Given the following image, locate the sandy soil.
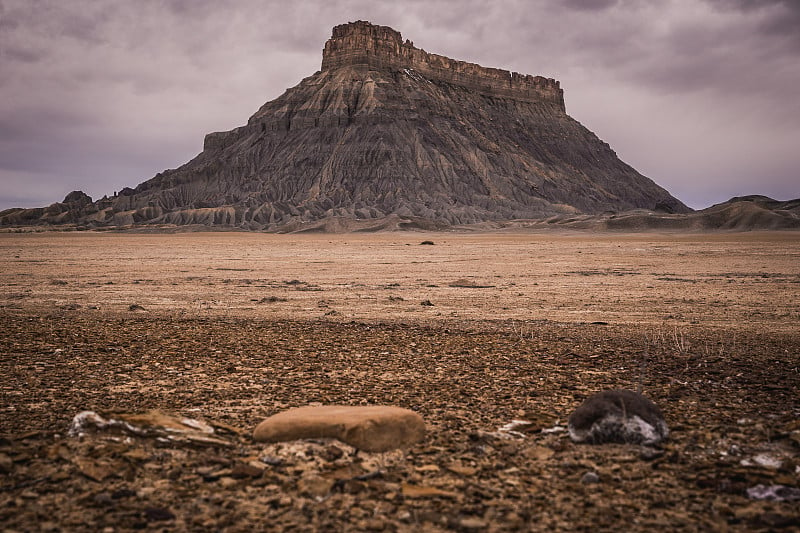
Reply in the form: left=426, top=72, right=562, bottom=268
left=1, top=231, right=799, bottom=531
left=3, top=231, right=799, bottom=328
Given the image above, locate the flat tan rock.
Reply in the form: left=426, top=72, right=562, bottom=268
left=253, top=405, right=426, bottom=453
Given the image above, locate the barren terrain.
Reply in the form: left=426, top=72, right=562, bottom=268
left=1, top=231, right=799, bottom=531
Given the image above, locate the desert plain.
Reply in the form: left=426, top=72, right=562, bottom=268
left=1, top=230, right=799, bottom=531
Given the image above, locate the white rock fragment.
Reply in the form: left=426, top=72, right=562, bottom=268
left=67, top=410, right=232, bottom=447
left=497, top=419, right=533, bottom=439
left=747, top=484, right=800, bottom=502
left=740, top=453, right=783, bottom=469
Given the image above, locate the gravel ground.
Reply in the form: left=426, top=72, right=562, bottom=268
left=1, top=232, right=799, bottom=531
left=1, top=311, right=799, bottom=531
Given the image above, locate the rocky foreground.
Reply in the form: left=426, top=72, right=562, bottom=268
left=2, top=310, right=799, bottom=531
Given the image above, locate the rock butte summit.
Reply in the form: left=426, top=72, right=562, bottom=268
left=319, top=22, right=565, bottom=109
left=2, top=20, right=690, bottom=231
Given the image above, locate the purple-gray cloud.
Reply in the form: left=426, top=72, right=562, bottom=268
left=1, top=0, right=797, bottom=211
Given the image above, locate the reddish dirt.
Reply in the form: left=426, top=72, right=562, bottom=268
left=1, top=231, right=799, bottom=531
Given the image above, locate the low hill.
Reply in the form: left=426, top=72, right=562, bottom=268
left=483, top=196, right=800, bottom=232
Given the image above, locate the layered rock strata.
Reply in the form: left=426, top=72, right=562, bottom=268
left=1, top=20, right=689, bottom=230
left=321, top=21, right=564, bottom=108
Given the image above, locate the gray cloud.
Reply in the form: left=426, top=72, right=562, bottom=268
left=0, top=0, right=797, bottom=211
left=562, top=0, right=618, bottom=11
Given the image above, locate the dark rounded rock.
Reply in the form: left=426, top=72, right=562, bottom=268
left=568, top=389, right=669, bottom=446
left=144, top=507, right=175, bottom=522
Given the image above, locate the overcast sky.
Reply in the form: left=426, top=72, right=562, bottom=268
left=1, top=0, right=798, bottom=211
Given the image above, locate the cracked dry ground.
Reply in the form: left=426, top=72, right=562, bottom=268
left=1, top=312, right=799, bottom=531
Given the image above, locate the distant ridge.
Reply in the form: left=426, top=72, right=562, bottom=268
left=2, top=21, right=698, bottom=231
left=484, top=196, right=800, bottom=232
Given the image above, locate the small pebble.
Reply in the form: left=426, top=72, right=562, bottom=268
left=0, top=452, right=13, bottom=473
left=459, top=517, right=488, bottom=530
left=581, top=471, right=600, bottom=484
left=144, top=507, right=175, bottom=521
left=259, top=455, right=283, bottom=466
left=218, top=476, right=239, bottom=489
left=93, top=492, right=113, bottom=506
left=639, top=447, right=665, bottom=461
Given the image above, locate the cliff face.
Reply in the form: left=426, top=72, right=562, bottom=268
left=321, top=21, right=564, bottom=109
left=2, top=20, right=690, bottom=230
